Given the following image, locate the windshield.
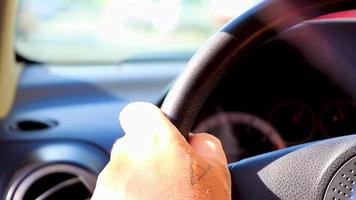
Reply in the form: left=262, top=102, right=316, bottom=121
left=15, top=0, right=259, bottom=63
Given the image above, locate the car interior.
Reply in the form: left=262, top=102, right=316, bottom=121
left=1, top=0, right=356, bottom=199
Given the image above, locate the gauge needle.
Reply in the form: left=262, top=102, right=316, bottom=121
left=292, top=110, right=304, bottom=124
left=336, top=105, right=346, bottom=120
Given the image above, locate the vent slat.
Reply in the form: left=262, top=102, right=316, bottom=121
left=35, top=177, right=82, bottom=200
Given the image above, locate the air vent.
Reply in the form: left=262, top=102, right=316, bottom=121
left=9, top=118, right=57, bottom=132
left=7, top=164, right=96, bottom=200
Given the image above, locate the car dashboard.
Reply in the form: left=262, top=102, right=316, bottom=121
left=1, top=16, right=356, bottom=199
left=193, top=20, right=356, bottom=162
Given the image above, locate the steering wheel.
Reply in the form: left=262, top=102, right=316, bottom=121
left=161, top=0, right=356, bottom=199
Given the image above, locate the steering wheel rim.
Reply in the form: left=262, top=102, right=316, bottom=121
left=161, top=0, right=356, bottom=139
left=161, top=0, right=356, bottom=199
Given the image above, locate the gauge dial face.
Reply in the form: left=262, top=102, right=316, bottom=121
left=319, top=100, right=356, bottom=137
left=193, top=112, right=285, bottom=163
left=269, top=101, right=316, bottom=144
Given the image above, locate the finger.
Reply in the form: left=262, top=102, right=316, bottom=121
left=189, top=133, right=228, bottom=164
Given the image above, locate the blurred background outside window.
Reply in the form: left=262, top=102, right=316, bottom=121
left=16, top=0, right=259, bottom=63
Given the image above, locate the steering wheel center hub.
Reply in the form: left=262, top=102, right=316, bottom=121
left=325, top=156, right=356, bottom=200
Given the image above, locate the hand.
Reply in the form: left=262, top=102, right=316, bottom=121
left=92, top=102, right=231, bottom=200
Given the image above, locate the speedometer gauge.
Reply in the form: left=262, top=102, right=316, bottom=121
left=319, top=100, right=356, bottom=137
left=269, top=101, right=316, bottom=144
left=193, top=112, right=285, bottom=162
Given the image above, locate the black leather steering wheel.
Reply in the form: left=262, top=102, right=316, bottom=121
left=161, top=0, right=356, bottom=199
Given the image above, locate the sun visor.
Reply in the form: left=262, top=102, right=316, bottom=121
left=0, top=0, right=22, bottom=118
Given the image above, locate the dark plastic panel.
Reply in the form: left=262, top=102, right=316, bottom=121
left=229, top=135, right=356, bottom=199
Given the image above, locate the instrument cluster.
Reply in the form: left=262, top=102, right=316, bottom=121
left=269, top=100, right=356, bottom=144
left=193, top=99, right=356, bottom=163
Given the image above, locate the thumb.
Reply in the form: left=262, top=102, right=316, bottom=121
left=119, top=102, right=183, bottom=142
left=111, top=102, right=185, bottom=160
left=189, top=133, right=228, bottom=165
